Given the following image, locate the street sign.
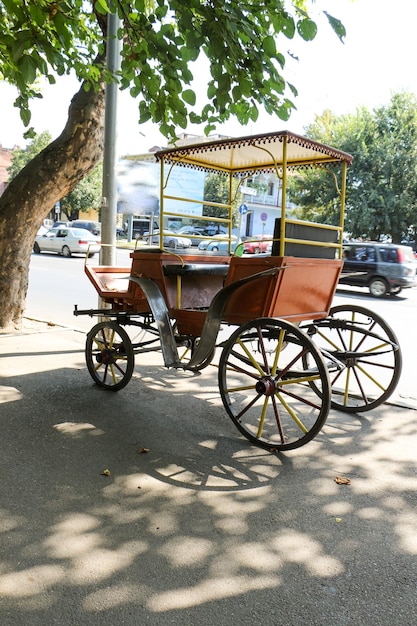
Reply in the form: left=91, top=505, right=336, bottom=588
left=260, top=212, right=268, bottom=222
left=239, top=203, right=248, bottom=215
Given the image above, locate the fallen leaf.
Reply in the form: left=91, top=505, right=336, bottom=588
left=101, top=469, right=111, bottom=476
left=137, top=447, right=150, bottom=454
left=335, top=476, right=351, bottom=485
left=335, top=517, right=342, bottom=523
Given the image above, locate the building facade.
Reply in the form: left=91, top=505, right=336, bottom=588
left=0, top=144, right=15, bottom=196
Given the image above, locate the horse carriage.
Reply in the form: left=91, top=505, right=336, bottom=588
left=74, top=131, right=401, bottom=452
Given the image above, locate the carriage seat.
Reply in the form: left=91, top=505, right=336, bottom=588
left=163, top=263, right=229, bottom=277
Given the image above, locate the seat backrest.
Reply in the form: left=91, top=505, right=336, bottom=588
left=271, top=219, right=338, bottom=258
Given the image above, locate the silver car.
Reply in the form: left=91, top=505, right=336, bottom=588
left=145, top=230, right=192, bottom=249
left=33, top=227, right=101, bottom=258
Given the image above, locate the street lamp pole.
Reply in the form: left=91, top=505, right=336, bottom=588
left=100, top=7, right=121, bottom=267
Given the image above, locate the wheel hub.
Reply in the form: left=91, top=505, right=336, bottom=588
left=255, top=376, right=276, bottom=397
left=335, top=351, right=358, bottom=368
left=96, top=349, right=115, bottom=365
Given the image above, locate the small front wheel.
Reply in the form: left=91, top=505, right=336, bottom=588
left=61, top=245, right=71, bottom=258
left=218, top=318, right=331, bottom=452
left=85, top=321, right=135, bottom=391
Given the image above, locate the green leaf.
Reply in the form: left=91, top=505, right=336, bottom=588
left=11, top=35, right=29, bottom=64
left=20, top=106, right=31, bottom=127
left=94, top=0, right=109, bottom=16
left=249, top=106, right=259, bottom=123
left=23, top=126, right=36, bottom=139
left=324, top=12, right=346, bottom=43
left=287, top=81, right=298, bottom=97
left=281, top=15, right=295, bottom=39
left=182, top=89, right=196, bottom=105
left=130, top=84, right=141, bottom=98
left=297, top=18, right=317, bottom=42
left=18, top=55, right=37, bottom=85
left=239, top=77, right=252, bottom=97
left=207, top=82, right=216, bottom=99
left=232, top=85, right=241, bottom=101
left=262, top=35, right=276, bottom=57
left=30, top=5, right=46, bottom=27
left=139, top=101, right=152, bottom=124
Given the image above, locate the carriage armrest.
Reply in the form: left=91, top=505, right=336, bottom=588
left=163, top=263, right=229, bottom=277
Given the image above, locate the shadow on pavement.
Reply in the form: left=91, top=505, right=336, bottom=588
left=1, top=327, right=416, bottom=625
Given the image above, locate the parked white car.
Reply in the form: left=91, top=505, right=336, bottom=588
left=33, top=226, right=101, bottom=258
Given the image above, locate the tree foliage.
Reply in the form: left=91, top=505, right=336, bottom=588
left=59, top=162, right=103, bottom=220
left=7, top=131, right=52, bottom=178
left=0, top=0, right=345, bottom=329
left=0, top=0, right=345, bottom=140
left=203, top=173, right=241, bottom=227
left=290, top=92, right=417, bottom=242
left=8, top=133, right=103, bottom=220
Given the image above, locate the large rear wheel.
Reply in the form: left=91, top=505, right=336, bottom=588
left=218, top=318, right=331, bottom=452
left=304, top=305, right=401, bottom=412
left=85, top=321, right=135, bottom=391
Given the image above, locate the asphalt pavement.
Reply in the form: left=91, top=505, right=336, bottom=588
left=0, top=316, right=416, bottom=625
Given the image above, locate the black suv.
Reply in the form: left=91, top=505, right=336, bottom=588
left=340, top=242, right=417, bottom=297
left=70, top=220, right=101, bottom=236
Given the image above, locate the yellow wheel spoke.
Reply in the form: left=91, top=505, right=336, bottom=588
left=355, top=363, right=387, bottom=391
left=237, top=337, right=265, bottom=375
left=316, top=328, right=341, bottom=351
left=225, top=384, right=256, bottom=393
left=276, top=392, right=308, bottom=434
left=364, top=341, right=391, bottom=354
left=109, top=363, right=118, bottom=385
left=256, top=397, right=269, bottom=438
left=277, top=373, right=322, bottom=386
left=342, top=365, right=352, bottom=405
left=108, top=330, right=116, bottom=348
left=271, top=328, right=286, bottom=375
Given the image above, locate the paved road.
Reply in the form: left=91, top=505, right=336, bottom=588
left=26, top=248, right=133, bottom=330
left=2, top=254, right=417, bottom=624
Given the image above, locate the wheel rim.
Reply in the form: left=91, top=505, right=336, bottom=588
left=85, top=321, right=135, bottom=391
left=218, top=318, right=330, bottom=452
left=369, top=279, right=387, bottom=297
left=62, top=245, right=71, bottom=257
left=304, top=305, right=402, bottom=412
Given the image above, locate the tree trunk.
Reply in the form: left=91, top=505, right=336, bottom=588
left=0, top=79, right=105, bottom=330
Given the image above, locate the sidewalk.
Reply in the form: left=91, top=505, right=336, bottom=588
left=1, top=319, right=417, bottom=625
